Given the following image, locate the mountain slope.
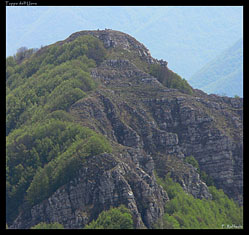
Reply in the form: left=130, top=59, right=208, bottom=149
left=188, top=38, right=243, bottom=97
left=6, top=30, right=243, bottom=229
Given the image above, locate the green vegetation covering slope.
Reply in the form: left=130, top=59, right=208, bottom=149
left=154, top=173, right=243, bottom=229
left=84, top=205, right=134, bottom=229
left=6, top=35, right=108, bottom=135
left=29, top=205, right=134, bottom=229
left=31, top=222, right=64, bottom=229
left=149, top=63, right=193, bottom=95
left=6, top=35, right=111, bottom=224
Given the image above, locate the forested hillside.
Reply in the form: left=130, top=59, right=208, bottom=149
left=6, top=35, right=112, bottom=223
left=6, top=30, right=243, bottom=229
left=188, top=38, right=243, bottom=97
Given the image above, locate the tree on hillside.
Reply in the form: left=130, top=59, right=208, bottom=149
left=84, top=205, right=134, bottom=229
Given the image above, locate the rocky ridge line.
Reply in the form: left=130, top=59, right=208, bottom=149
left=10, top=29, right=243, bottom=229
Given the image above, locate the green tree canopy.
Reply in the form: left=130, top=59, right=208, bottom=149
left=31, top=222, right=64, bottom=229
left=84, top=205, right=134, bottom=229
left=149, top=63, right=193, bottom=95
left=154, top=174, right=243, bottom=229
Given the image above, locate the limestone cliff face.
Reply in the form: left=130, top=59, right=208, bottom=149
left=10, top=30, right=243, bottom=229
left=71, top=57, right=242, bottom=205
left=11, top=150, right=168, bottom=229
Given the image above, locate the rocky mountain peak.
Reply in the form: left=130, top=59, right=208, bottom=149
left=7, top=29, right=243, bottom=229
left=64, top=29, right=167, bottom=66
left=67, top=29, right=148, bottom=50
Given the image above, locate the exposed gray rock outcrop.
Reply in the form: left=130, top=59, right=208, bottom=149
left=9, top=29, right=243, bottom=229
left=11, top=151, right=168, bottom=229
left=71, top=54, right=242, bottom=204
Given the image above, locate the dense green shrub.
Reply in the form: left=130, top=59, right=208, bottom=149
left=184, top=156, right=214, bottom=186
left=31, top=222, right=64, bottom=229
left=84, top=205, right=134, bottom=229
left=46, top=110, right=74, bottom=122
left=149, top=63, right=193, bottom=95
left=200, top=170, right=214, bottom=186
left=154, top=174, right=243, bottom=229
left=184, top=155, right=199, bottom=171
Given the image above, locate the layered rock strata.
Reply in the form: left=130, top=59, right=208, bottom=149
left=10, top=30, right=243, bottom=229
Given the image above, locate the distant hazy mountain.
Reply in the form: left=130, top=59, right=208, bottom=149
left=6, top=6, right=242, bottom=79
left=188, top=38, right=243, bottom=97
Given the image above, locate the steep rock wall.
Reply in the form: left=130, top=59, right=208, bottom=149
left=10, top=151, right=168, bottom=229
